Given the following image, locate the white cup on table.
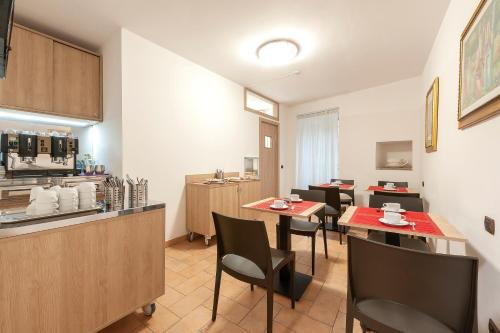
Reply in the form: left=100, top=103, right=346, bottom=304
left=384, top=211, right=405, bottom=224
left=273, top=199, right=285, bottom=208
left=383, top=202, right=401, bottom=212
left=290, top=194, right=300, bottom=202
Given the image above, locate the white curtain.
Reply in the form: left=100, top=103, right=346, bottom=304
left=296, top=109, right=339, bottom=189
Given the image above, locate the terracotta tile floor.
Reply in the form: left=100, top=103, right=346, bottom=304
left=99, top=214, right=365, bottom=333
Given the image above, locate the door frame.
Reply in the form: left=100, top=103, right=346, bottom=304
left=259, top=117, right=280, bottom=197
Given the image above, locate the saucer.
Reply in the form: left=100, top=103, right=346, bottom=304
left=379, top=218, right=409, bottom=227
left=270, top=204, right=288, bottom=210
left=383, top=187, right=397, bottom=191
left=290, top=199, right=303, bottom=203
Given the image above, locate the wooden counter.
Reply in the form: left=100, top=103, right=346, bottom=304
left=0, top=207, right=165, bottom=332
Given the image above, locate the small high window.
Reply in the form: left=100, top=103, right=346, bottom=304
left=244, top=88, right=279, bottom=120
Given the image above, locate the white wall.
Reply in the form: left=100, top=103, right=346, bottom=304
left=119, top=29, right=259, bottom=240
left=420, top=0, right=500, bottom=329
left=281, top=77, right=422, bottom=206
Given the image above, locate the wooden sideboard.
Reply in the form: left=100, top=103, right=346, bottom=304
left=185, top=173, right=261, bottom=245
left=0, top=24, right=102, bottom=121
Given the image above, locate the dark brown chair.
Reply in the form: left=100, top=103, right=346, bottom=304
left=374, top=190, right=420, bottom=198
left=308, top=185, right=346, bottom=245
left=331, top=178, right=355, bottom=205
left=347, top=236, right=478, bottom=333
left=282, top=189, right=327, bottom=275
left=368, top=194, right=429, bottom=251
left=378, top=180, right=408, bottom=188
left=212, top=212, right=295, bottom=333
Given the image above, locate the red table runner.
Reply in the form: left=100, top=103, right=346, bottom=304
left=349, top=207, right=443, bottom=236
left=250, top=198, right=319, bottom=215
left=319, top=183, right=352, bottom=189
left=367, top=186, right=408, bottom=193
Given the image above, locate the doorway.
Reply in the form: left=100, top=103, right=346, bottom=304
left=259, top=118, right=279, bottom=198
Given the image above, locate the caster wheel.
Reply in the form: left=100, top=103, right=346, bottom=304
left=142, top=303, right=156, bottom=316
left=187, top=232, right=194, bottom=242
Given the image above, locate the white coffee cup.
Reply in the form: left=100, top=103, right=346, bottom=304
left=290, top=194, right=300, bottom=202
left=273, top=199, right=285, bottom=208
left=384, top=211, right=405, bottom=224
left=383, top=202, right=401, bottom=212
left=385, top=182, right=395, bottom=189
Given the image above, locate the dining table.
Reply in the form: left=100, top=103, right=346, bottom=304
left=366, top=185, right=419, bottom=195
left=338, top=206, right=466, bottom=249
left=241, top=197, right=325, bottom=300
left=318, top=183, right=356, bottom=191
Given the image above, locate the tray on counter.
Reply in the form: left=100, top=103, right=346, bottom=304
left=0, top=203, right=104, bottom=225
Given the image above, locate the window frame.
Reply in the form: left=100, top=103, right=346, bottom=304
left=244, top=88, right=279, bottom=121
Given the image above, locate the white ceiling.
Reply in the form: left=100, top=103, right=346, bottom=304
left=14, top=0, right=450, bottom=105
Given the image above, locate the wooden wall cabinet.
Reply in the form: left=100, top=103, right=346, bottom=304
left=0, top=25, right=53, bottom=113
left=185, top=173, right=261, bottom=245
left=0, top=24, right=102, bottom=121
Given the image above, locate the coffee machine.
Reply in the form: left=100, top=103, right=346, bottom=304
left=1, top=131, right=79, bottom=178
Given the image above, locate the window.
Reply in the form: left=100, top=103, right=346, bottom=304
left=244, top=88, right=279, bottom=120
left=264, top=136, right=272, bottom=148
left=296, top=109, right=339, bottom=189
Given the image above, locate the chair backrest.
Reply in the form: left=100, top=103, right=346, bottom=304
left=307, top=186, right=341, bottom=212
left=291, top=188, right=326, bottom=221
left=378, top=180, right=408, bottom=188
left=212, top=212, right=272, bottom=276
left=331, top=178, right=355, bottom=185
left=348, top=236, right=478, bottom=333
left=374, top=190, right=420, bottom=198
left=369, top=194, right=424, bottom=212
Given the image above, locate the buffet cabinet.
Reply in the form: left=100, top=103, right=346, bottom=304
left=185, top=173, right=261, bottom=245
left=0, top=24, right=102, bottom=121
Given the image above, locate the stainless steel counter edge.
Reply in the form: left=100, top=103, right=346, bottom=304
left=0, top=201, right=166, bottom=240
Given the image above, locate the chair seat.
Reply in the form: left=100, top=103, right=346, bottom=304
left=290, top=218, right=320, bottom=234
left=367, top=231, right=431, bottom=252
left=325, top=204, right=339, bottom=216
left=357, top=299, right=453, bottom=333
left=340, top=193, right=353, bottom=203
left=222, top=249, right=292, bottom=280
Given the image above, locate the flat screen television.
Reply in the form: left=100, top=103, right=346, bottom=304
left=0, top=0, right=14, bottom=79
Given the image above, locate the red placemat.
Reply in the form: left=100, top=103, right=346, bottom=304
left=349, top=207, right=443, bottom=236
left=367, top=186, right=408, bottom=193
left=319, top=183, right=352, bottom=189
left=250, top=198, right=319, bottom=215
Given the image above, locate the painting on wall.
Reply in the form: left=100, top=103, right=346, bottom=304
left=426, top=78, right=439, bottom=152
left=458, top=0, right=500, bottom=128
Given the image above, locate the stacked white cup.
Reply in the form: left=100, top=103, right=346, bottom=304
left=33, top=190, right=59, bottom=215
left=78, top=182, right=97, bottom=209
left=58, top=187, right=79, bottom=212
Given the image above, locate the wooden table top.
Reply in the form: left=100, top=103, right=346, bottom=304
left=338, top=206, right=466, bottom=242
left=242, top=197, right=325, bottom=218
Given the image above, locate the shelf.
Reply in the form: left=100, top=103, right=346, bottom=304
left=376, top=140, right=413, bottom=171
left=376, top=167, right=413, bottom=171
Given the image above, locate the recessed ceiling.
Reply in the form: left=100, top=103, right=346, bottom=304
left=14, top=0, right=450, bottom=105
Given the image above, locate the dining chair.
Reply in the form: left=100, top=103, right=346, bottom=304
left=308, top=185, right=345, bottom=245
left=212, top=212, right=295, bottom=333
left=346, top=236, right=478, bottom=333
left=368, top=194, right=429, bottom=251
left=331, top=178, right=355, bottom=205
left=378, top=180, right=409, bottom=188
left=279, top=189, right=327, bottom=275
left=374, top=190, right=420, bottom=198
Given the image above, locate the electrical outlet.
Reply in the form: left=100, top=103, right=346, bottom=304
left=484, top=216, right=495, bottom=235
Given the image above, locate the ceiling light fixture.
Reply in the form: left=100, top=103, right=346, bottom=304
left=256, top=39, right=300, bottom=66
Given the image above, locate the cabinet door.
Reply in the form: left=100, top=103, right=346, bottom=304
left=53, top=42, right=101, bottom=120
left=209, top=185, right=239, bottom=235
left=0, top=26, right=53, bottom=112
left=238, top=181, right=262, bottom=219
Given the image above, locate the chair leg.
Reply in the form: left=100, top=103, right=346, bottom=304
left=250, top=284, right=254, bottom=291
left=311, top=235, right=316, bottom=275
left=322, top=221, right=328, bottom=259
left=266, top=285, right=274, bottom=333
left=290, top=259, right=295, bottom=309
left=212, top=263, right=222, bottom=321
left=346, top=307, right=354, bottom=333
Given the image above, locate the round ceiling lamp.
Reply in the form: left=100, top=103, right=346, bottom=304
left=256, top=39, right=300, bottom=66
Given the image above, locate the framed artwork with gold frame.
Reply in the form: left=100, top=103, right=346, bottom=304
left=425, top=78, right=439, bottom=152
left=458, top=0, right=500, bottom=129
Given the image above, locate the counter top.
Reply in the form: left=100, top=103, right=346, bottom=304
left=0, top=200, right=165, bottom=240
left=188, top=179, right=260, bottom=187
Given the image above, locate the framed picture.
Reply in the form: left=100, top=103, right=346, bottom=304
left=458, top=0, right=500, bottom=128
left=426, top=78, right=439, bottom=152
